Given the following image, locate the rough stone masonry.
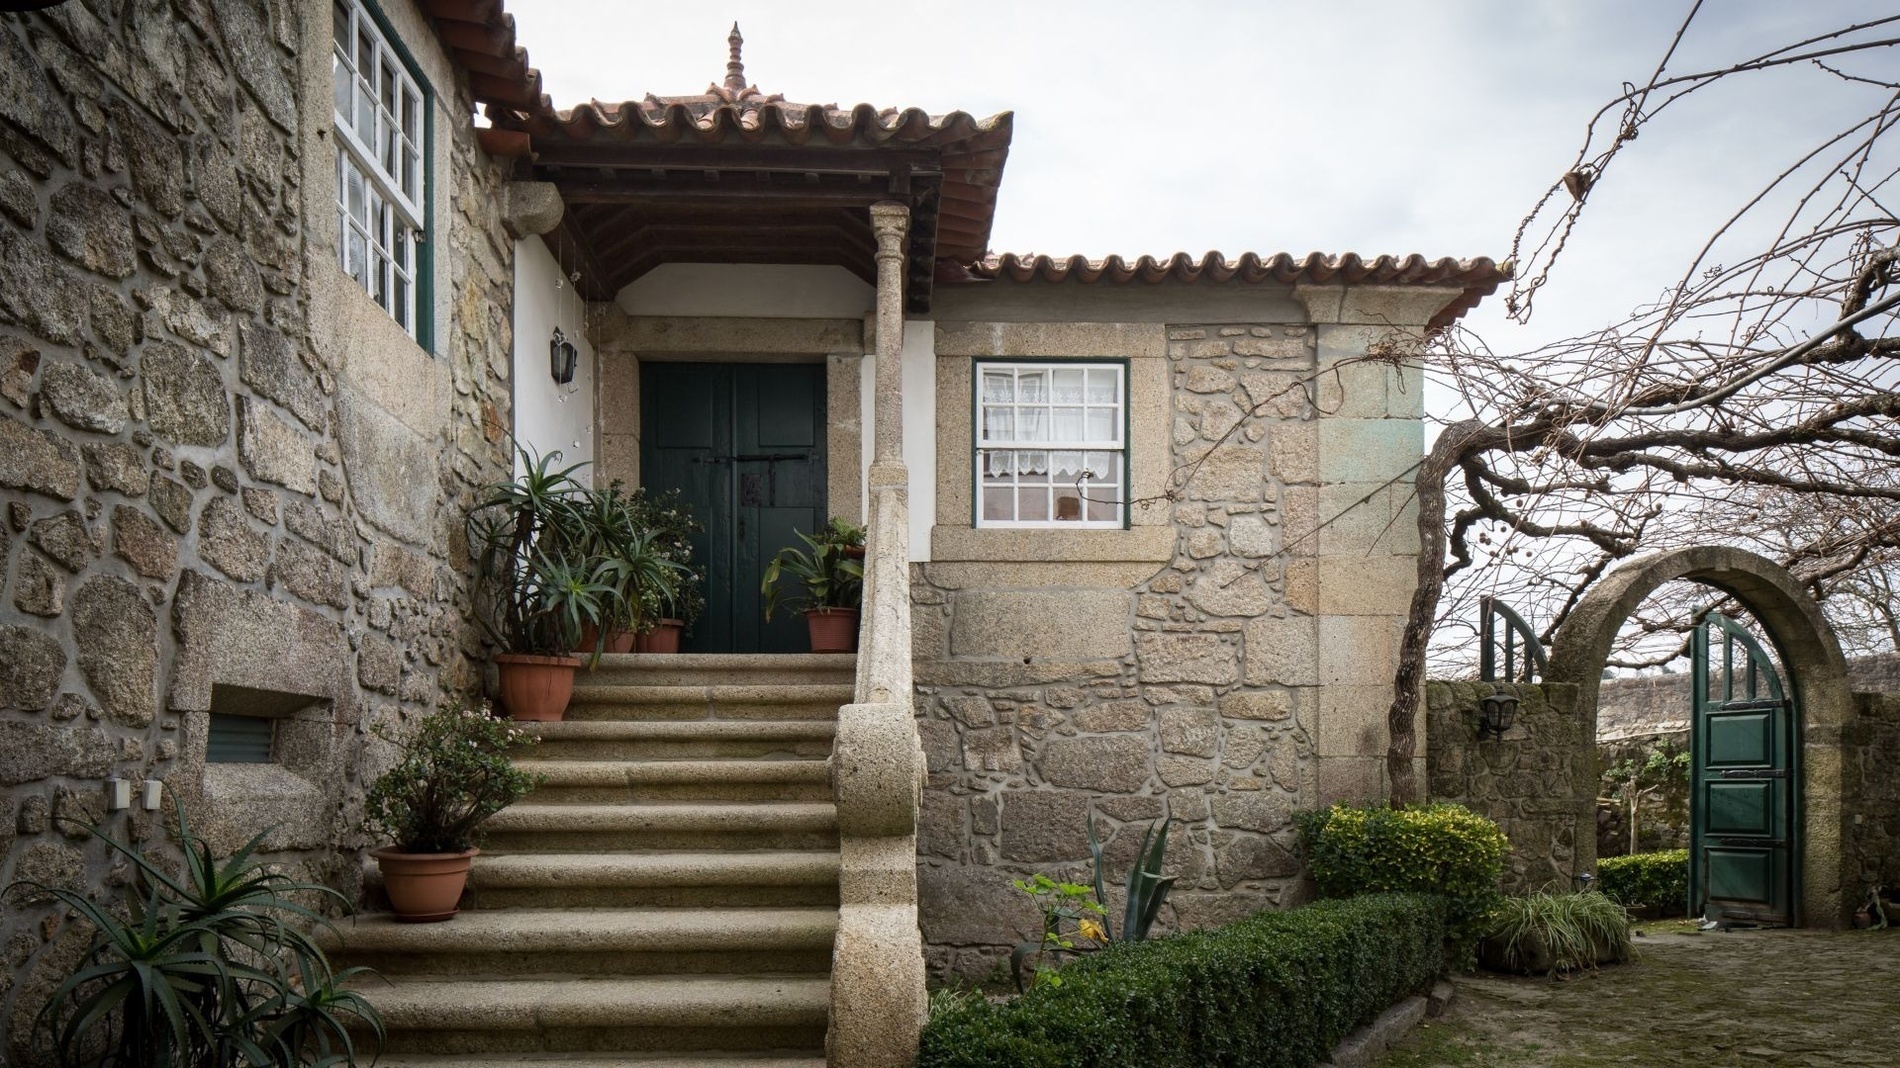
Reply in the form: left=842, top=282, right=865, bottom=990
left=0, top=1, right=516, bottom=1053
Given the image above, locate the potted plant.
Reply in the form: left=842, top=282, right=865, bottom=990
left=467, top=448, right=609, bottom=720
left=627, top=487, right=706, bottom=652
left=762, top=518, right=866, bottom=653
left=364, top=699, right=541, bottom=922
left=568, top=481, right=682, bottom=660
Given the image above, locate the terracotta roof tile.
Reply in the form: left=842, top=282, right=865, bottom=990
left=967, top=252, right=1511, bottom=328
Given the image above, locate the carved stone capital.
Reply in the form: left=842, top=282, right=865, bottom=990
left=501, top=181, right=565, bottom=239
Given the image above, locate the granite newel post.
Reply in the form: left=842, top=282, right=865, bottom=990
left=827, top=201, right=927, bottom=1067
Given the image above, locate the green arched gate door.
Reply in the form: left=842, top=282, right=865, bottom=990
left=1690, top=612, right=1798, bottom=925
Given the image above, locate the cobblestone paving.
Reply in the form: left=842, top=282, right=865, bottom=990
left=1377, top=926, right=1900, bottom=1067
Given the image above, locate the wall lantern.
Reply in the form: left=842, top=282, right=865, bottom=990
left=549, top=327, right=578, bottom=385
left=1477, top=689, right=1520, bottom=740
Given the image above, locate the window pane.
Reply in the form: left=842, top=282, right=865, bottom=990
left=1018, top=407, right=1047, bottom=442
left=332, top=49, right=352, bottom=118
left=354, top=73, right=374, bottom=138
left=357, top=28, right=374, bottom=77
left=1086, top=451, right=1118, bottom=480
left=402, top=142, right=417, bottom=200
left=346, top=224, right=366, bottom=284
left=982, top=372, right=1013, bottom=404
left=379, top=59, right=397, bottom=116
left=1086, top=368, right=1119, bottom=404
left=1052, top=368, right=1084, bottom=402
left=402, top=89, right=419, bottom=140
left=1086, top=494, right=1118, bottom=523
left=1021, top=488, right=1051, bottom=522
left=1085, top=407, right=1115, bottom=443
left=345, top=161, right=366, bottom=225
left=333, top=1, right=349, bottom=47
left=1053, top=406, right=1083, bottom=440
left=982, top=487, right=1014, bottom=522
left=1051, top=451, right=1083, bottom=481
left=1052, top=491, right=1081, bottom=521
left=1019, top=451, right=1048, bottom=479
left=393, top=225, right=409, bottom=271
left=394, top=273, right=409, bottom=329
left=981, top=406, right=1012, bottom=442
left=1017, top=371, right=1046, bottom=403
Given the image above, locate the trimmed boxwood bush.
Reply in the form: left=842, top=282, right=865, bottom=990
left=1597, top=849, right=1689, bottom=915
left=919, top=894, right=1446, bottom=1068
left=1296, top=802, right=1507, bottom=960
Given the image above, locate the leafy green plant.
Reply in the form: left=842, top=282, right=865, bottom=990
left=1601, top=740, right=1690, bottom=854
left=760, top=519, right=865, bottom=619
left=563, top=480, right=684, bottom=644
left=1482, top=891, right=1633, bottom=975
left=621, top=483, right=706, bottom=627
left=1296, top=801, right=1509, bottom=963
left=1009, top=874, right=1107, bottom=991
left=920, top=894, right=1447, bottom=1068
left=467, top=447, right=599, bottom=655
left=6, top=800, right=382, bottom=1068
left=363, top=699, right=543, bottom=854
left=1596, top=848, right=1690, bottom=916
left=1085, top=813, right=1176, bottom=945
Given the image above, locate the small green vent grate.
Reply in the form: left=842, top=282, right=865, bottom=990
left=207, top=714, right=274, bottom=764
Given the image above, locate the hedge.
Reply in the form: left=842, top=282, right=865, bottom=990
left=1295, top=802, right=1508, bottom=960
left=1597, top=849, right=1689, bottom=915
left=919, top=894, right=1446, bottom=1068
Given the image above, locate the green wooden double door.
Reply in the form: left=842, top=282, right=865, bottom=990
left=639, top=362, right=828, bottom=654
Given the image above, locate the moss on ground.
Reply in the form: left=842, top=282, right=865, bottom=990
left=1375, top=928, right=1900, bottom=1067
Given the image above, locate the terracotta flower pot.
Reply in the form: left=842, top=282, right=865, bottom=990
left=576, top=623, right=637, bottom=655
left=637, top=619, right=685, bottom=653
left=372, top=846, right=477, bottom=923
left=804, top=607, right=859, bottom=653
left=494, top=652, right=580, bottom=721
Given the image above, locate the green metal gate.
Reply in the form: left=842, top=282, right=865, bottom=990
left=1689, top=611, right=1798, bottom=925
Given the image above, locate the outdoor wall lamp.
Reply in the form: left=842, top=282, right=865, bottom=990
left=549, top=327, right=578, bottom=385
left=1477, top=689, right=1520, bottom=740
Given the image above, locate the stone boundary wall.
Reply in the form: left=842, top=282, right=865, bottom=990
left=1597, top=653, right=1900, bottom=739
left=1426, top=680, right=1593, bottom=893
left=1843, top=692, right=1900, bottom=898
left=0, top=1, right=513, bottom=1051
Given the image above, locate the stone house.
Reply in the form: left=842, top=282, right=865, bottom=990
left=0, top=0, right=1502, bottom=1062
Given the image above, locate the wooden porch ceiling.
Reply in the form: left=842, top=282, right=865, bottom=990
left=526, top=143, right=945, bottom=313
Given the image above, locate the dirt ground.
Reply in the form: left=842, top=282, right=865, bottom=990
left=1375, top=923, right=1900, bottom=1067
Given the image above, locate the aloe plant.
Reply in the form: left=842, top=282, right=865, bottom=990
left=8, top=799, right=382, bottom=1067
left=1088, top=812, right=1177, bottom=942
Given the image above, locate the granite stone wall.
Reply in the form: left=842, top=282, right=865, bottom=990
left=1426, top=680, right=1593, bottom=894
left=911, top=315, right=1427, bottom=980
left=1843, top=692, right=1900, bottom=899
left=0, top=1, right=513, bottom=1051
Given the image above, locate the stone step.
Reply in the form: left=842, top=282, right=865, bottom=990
left=372, top=1048, right=824, bottom=1056
left=567, top=684, right=852, bottom=722
left=375, top=1057, right=825, bottom=1068
left=578, top=653, right=855, bottom=689
left=481, top=802, right=839, bottom=853
left=361, top=975, right=830, bottom=1055
left=330, top=908, right=837, bottom=977
left=464, top=851, right=840, bottom=910
left=515, top=759, right=831, bottom=804
left=524, top=720, right=836, bottom=761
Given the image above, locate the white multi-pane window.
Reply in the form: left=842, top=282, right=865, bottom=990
left=976, top=362, right=1126, bottom=528
left=332, top=0, right=424, bottom=336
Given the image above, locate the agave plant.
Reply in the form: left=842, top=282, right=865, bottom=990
left=1087, top=811, right=1177, bottom=943
left=467, top=446, right=596, bottom=656
left=7, top=799, right=382, bottom=1067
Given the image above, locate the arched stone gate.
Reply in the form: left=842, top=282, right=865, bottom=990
left=1546, top=546, right=1853, bottom=927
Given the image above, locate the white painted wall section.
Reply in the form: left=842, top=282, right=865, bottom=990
left=512, top=237, right=596, bottom=478
left=615, top=263, right=873, bottom=318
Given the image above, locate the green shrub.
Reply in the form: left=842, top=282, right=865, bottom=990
left=1482, top=891, right=1633, bottom=975
left=919, top=894, right=1446, bottom=1068
left=1596, top=849, right=1689, bottom=915
left=1296, top=802, right=1508, bottom=960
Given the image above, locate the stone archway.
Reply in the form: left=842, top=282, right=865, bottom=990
left=1547, top=545, right=1854, bottom=927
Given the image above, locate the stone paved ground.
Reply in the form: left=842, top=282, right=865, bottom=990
left=1375, top=925, right=1900, bottom=1067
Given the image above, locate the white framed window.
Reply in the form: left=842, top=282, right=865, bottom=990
left=976, top=361, right=1126, bottom=528
left=332, top=0, right=424, bottom=337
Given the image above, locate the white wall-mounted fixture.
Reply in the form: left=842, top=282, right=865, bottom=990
left=142, top=779, right=164, bottom=810
left=106, top=777, right=132, bottom=811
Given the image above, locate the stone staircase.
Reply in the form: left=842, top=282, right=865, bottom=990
left=332, top=654, right=858, bottom=1066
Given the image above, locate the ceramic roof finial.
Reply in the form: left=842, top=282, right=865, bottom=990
left=724, top=22, right=746, bottom=93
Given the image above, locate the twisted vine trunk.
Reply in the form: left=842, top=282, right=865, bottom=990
left=1386, top=420, right=1500, bottom=807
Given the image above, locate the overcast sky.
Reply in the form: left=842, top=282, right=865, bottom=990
left=504, top=0, right=1886, bottom=353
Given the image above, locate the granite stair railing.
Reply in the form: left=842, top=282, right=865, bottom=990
left=328, top=653, right=858, bottom=1066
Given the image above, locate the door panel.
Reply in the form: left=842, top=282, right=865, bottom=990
left=641, top=362, right=827, bottom=654
left=1690, top=613, right=1797, bottom=925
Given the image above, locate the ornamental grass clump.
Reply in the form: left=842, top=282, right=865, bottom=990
left=1483, top=891, right=1634, bottom=976
left=1296, top=801, right=1509, bottom=963
left=364, top=699, right=542, bottom=854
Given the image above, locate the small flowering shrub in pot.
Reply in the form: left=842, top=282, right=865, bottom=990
left=364, top=700, right=542, bottom=922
